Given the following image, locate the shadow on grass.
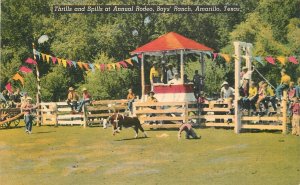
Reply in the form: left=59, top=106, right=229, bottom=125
left=114, top=137, right=150, bottom=141
left=33, top=131, right=57, bottom=134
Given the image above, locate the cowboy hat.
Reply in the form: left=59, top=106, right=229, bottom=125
left=221, top=81, right=229, bottom=87
left=242, top=66, right=248, bottom=70
left=149, top=91, right=155, bottom=95
left=26, top=97, right=33, bottom=100
left=68, top=87, right=74, bottom=91
left=82, top=87, right=87, bottom=92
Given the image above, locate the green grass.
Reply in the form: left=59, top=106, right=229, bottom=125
left=0, top=123, right=299, bottom=185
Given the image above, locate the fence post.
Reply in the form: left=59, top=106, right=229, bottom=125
left=83, top=105, right=87, bottom=128
left=184, top=102, right=188, bottom=123
left=282, top=91, right=287, bottom=134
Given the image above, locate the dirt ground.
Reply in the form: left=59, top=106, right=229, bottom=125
left=0, top=123, right=299, bottom=185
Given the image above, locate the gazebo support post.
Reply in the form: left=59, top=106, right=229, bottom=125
left=180, top=50, right=184, bottom=84
left=200, top=52, right=205, bottom=81
left=141, top=53, right=145, bottom=101
left=234, top=41, right=242, bottom=134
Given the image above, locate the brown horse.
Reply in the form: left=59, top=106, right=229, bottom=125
left=108, top=113, right=147, bottom=138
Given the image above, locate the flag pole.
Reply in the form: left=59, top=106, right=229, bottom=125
left=32, top=43, right=41, bottom=126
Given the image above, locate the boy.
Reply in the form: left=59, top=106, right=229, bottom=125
left=275, top=69, right=291, bottom=99
left=21, top=97, right=38, bottom=134
left=290, top=97, right=300, bottom=136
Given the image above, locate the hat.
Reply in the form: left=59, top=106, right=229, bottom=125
left=221, top=81, right=229, bottom=87
left=149, top=91, right=155, bottom=95
left=69, top=87, right=74, bottom=91
left=82, top=87, right=87, bottom=92
left=281, top=69, right=286, bottom=73
left=128, top=88, right=132, bottom=92
left=242, top=66, right=248, bottom=70
left=26, top=97, right=32, bottom=100
left=167, top=63, right=173, bottom=66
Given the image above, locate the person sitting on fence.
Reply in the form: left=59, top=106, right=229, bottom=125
left=290, top=97, right=300, bottom=136
left=239, top=78, right=249, bottom=110
left=256, top=81, right=268, bottom=115
left=21, top=97, right=38, bottom=134
left=296, top=77, right=300, bottom=99
left=220, top=81, right=234, bottom=110
left=67, top=87, right=79, bottom=112
left=168, top=73, right=181, bottom=85
left=247, top=81, right=258, bottom=113
left=127, top=88, right=135, bottom=113
left=275, top=69, right=291, bottom=100
left=147, top=91, right=158, bottom=109
left=76, top=87, right=91, bottom=113
left=264, top=83, right=277, bottom=114
left=177, top=122, right=200, bottom=140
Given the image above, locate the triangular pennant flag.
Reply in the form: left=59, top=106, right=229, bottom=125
left=25, top=58, right=37, bottom=65
left=82, top=63, right=90, bottom=71
left=67, top=60, right=72, bottom=67
left=288, top=56, right=299, bottom=64
left=111, top=63, right=116, bottom=70
left=5, top=83, right=13, bottom=93
left=100, top=64, right=106, bottom=71
left=131, top=56, right=139, bottom=63
left=19, top=66, right=33, bottom=73
left=62, top=59, right=67, bottom=68
left=94, top=64, right=100, bottom=70
left=277, top=56, right=286, bottom=65
left=213, top=53, right=218, bottom=60
left=203, top=51, right=212, bottom=58
left=125, top=58, right=133, bottom=66
left=116, top=63, right=121, bottom=69
left=254, top=56, right=265, bottom=66
left=71, top=61, right=77, bottom=68
left=119, top=61, right=128, bottom=68
left=77, top=61, right=83, bottom=69
left=41, top=53, right=46, bottom=61
left=107, top=64, right=112, bottom=70
left=46, top=55, right=51, bottom=63
left=88, top=63, right=95, bottom=72
left=12, top=73, right=24, bottom=86
left=52, top=57, right=57, bottom=64
left=34, top=50, right=41, bottom=60
left=57, top=58, right=62, bottom=65
left=265, top=56, right=275, bottom=65
left=220, top=54, right=231, bottom=63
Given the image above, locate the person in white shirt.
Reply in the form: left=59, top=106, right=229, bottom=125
left=220, top=81, right=234, bottom=110
left=168, top=73, right=181, bottom=85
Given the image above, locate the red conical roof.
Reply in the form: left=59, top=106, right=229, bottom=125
left=131, top=32, right=213, bottom=54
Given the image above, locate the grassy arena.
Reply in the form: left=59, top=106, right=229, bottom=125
left=0, top=123, right=299, bottom=185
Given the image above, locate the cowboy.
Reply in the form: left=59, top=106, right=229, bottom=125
left=275, top=69, right=291, bottom=100
left=21, top=97, right=37, bottom=134
left=67, top=87, right=79, bottom=112
left=178, top=122, right=200, bottom=140
left=76, top=87, right=91, bottom=112
left=127, top=88, right=135, bottom=113
left=220, top=81, right=234, bottom=111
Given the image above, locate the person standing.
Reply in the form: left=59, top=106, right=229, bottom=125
left=21, top=97, right=37, bottom=134
left=193, top=70, right=204, bottom=99
left=127, top=88, right=135, bottom=113
left=290, top=97, right=300, bottom=136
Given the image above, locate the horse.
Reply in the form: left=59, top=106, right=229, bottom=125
left=108, top=113, right=147, bottom=138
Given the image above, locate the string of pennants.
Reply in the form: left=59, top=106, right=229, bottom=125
left=31, top=49, right=140, bottom=72
left=204, top=52, right=299, bottom=65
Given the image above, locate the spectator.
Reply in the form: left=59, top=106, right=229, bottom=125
left=220, top=81, right=234, bottom=110
left=296, top=77, right=300, bottom=98
left=184, top=74, right=190, bottom=84
left=256, top=81, right=267, bottom=113
left=239, top=78, right=249, bottom=110
left=67, top=87, right=79, bottom=112
left=287, top=82, right=296, bottom=101
left=150, top=62, right=162, bottom=84
left=290, top=97, right=300, bottom=136
left=21, top=97, right=37, bottom=134
left=248, top=81, right=258, bottom=113
left=76, top=87, right=91, bottom=112
left=166, top=64, right=174, bottom=82
left=127, top=88, right=135, bottom=113
left=193, top=70, right=204, bottom=99
left=168, top=73, right=181, bottom=85
left=275, top=69, right=291, bottom=100
left=265, top=84, right=277, bottom=112
left=178, top=122, right=200, bottom=139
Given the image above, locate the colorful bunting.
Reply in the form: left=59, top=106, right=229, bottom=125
left=119, top=61, right=128, bottom=68
left=107, top=64, right=112, bottom=70
left=5, top=83, right=13, bottom=93
left=131, top=56, right=139, bottom=63
left=12, top=73, right=24, bottom=86
left=254, top=56, right=265, bottom=66
left=62, top=59, right=67, bottom=68
left=277, top=56, right=286, bottom=65
left=71, top=61, right=77, bottom=68
left=46, top=55, right=51, bottom=63
left=100, top=64, right=105, bottom=71
left=25, top=58, right=37, bottom=65
left=88, top=63, right=95, bottom=72
left=220, top=54, right=231, bottom=63
left=19, top=66, right=33, bottom=73
left=41, top=53, right=46, bottom=61
left=82, top=63, right=90, bottom=71
left=77, top=61, right=83, bottom=69
left=265, top=56, right=275, bottom=65
left=57, top=58, right=62, bottom=65
left=288, top=56, right=299, bottom=64
left=125, top=58, right=133, bottom=66
left=213, top=53, right=218, bottom=60
left=67, top=60, right=72, bottom=67
left=94, top=64, right=100, bottom=70
left=52, top=57, right=57, bottom=64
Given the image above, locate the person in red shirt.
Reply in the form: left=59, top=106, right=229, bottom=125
left=76, top=87, right=91, bottom=112
left=21, top=97, right=38, bottom=134
left=290, top=97, right=300, bottom=136
left=178, top=122, right=200, bottom=139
